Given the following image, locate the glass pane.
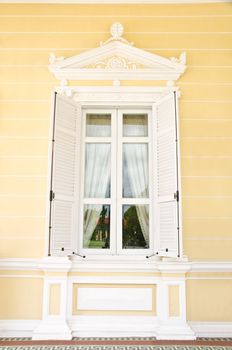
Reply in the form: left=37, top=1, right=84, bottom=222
left=83, top=204, right=110, bottom=249
left=122, top=205, right=149, bottom=249
left=84, top=143, right=111, bottom=198
left=123, top=114, right=148, bottom=137
left=86, top=114, right=111, bottom=137
left=123, top=143, right=149, bottom=198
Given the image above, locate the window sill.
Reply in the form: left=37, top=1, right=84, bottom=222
left=68, top=254, right=190, bottom=273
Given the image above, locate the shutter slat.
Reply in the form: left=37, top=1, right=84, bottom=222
left=49, top=93, right=81, bottom=256
left=153, top=91, right=181, bottom=258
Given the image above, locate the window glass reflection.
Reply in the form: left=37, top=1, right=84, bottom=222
left=83, top=204, right=110, bottom=249
left=86, top=114, right=111, bottom=137
left=123, top=114, right=148, bottom=137
left=122, top=205, right=149, bottom=249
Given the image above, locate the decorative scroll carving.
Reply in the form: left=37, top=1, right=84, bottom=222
left=86, top=56, right=143, bottom=70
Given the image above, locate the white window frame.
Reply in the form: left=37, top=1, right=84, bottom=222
left=79, top=106, right=154, bottom=257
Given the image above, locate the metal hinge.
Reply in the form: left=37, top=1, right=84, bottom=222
left=49, top=190, right=55, bottom=201
left=174, top=190, right=179, bottom=202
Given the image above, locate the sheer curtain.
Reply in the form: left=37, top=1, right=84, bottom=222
left=123, top=144, right=149, bottom=245
left=83, top=143, right=110, bottom=247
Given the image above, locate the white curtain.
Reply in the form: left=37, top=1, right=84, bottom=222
left=83, top=143, right=110, bottom=247
left=123, top=143, right=149, bottom=245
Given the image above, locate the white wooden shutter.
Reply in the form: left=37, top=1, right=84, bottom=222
left=48, top=92, right=81, bottom=256
left=153, top=91, right=181, bottom=257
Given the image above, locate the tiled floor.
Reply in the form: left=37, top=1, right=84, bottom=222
left=1, top=338, right=232, bottom=349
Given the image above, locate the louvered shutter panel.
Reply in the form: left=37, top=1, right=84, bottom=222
left=153, top=91, right=181, bottom=257
left=48, top=93, right=81, bottom=256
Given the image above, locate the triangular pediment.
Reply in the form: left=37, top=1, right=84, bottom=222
left=49, top=23, right=186, bottom=83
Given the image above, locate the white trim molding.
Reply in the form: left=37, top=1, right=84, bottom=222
left=1, top=258, right=232, bottom=273
left=189, top=322, right=232, bottom=338
left=1, top=320, right=232, bottom=339
left=0, top=320, right=40, bottom=338
left=49, top=23, right=186, bottom=85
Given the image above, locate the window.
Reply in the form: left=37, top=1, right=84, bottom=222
left=80, top=109, right=152, bottom=255
left=48, top=91, right=181, bottom=259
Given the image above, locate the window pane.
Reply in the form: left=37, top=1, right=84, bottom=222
left=123, top=114, right=148, bottom=137
left=86, top=114, right=111, bottom=137
left=122, top=205, right=149, bottom=249
left=83, top=204, right=110, bottom=249
left=123, top=143, right=149, bottom=198
left=84, top=143, right=111, bottom=198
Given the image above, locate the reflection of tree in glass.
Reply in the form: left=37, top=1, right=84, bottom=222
left=90, top=205, right=110, bottom=249
left=123, top=206, right=147, bottom=248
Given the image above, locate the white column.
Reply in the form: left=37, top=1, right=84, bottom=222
left=33, top=257, right=72, bottom=340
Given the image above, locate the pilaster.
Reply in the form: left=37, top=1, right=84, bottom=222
left=156, top=263, right=196, bottom=340
left=32, top=257, right=72, bottom=340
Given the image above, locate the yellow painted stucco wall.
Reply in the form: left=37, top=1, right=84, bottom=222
left=0, top=2, right=232, bottom=322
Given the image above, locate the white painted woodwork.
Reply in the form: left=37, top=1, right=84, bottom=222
left=153, top=92, right=180, bottom=258
left=77, top=287, right=153, bottom=311
left=50, top=94, right=81, bottom=256
left=2, top=319, right=232, bottom=339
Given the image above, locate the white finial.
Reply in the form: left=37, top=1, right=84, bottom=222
left=101, top=22, right=132, bottom=46
left=110, top=22, right=124, bottom=39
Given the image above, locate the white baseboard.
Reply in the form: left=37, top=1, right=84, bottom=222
left=69, top=316, right=158, bottom=338
left=0, top=320, right=40, bottom=338
left=33, top=320, right=72, bottom=340
left=189, top=321, right=232, bottom=338
left=1, top=319, right=232, bottom=339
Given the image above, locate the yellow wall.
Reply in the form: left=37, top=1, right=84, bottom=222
left=0, top=2, right=232, bottom=321
left=0, top=277, right=43, bottom=319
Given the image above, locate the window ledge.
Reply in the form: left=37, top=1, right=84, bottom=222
left=69, top=254, right=191, bottom=273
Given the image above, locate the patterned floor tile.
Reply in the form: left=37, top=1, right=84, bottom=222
left=1, top=346, right=232, bottom=350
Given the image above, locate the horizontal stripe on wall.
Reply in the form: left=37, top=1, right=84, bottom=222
left=0, top=17, right=231, bottom=32
left=0, top=3, right=231, bottom=16
left=1, top=82, right=232, bottom=101
left=1, top=33, right=232, bottom=49
left=0, top=217, right=45, bottom=236
left=1, top=68, right=232, bottom=83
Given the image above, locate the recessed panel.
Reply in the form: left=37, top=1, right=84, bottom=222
left=77, top=287, right=152, bottom=311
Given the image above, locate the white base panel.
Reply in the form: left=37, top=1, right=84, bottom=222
left=70, top=316, right=158, bottom=338
left=189, top=322, right=232, bottom=338
left=32, top=321, right=72, bottom=340
left=156, top=323, right=196, bottom=340
left=0, top=320, right=40, bottom=338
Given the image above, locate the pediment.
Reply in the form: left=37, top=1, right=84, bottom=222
left=49, top=23, right=186, bottom=84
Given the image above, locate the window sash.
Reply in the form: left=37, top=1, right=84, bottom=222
left=79, top=107, right=153, bottom=256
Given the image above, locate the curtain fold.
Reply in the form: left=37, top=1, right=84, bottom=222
left=123, top=143, right=149, bottom=245
left=83, top=143, right=111, bottom=247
